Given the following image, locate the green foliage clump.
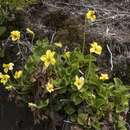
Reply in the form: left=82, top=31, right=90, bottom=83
left=1, top=38, right=129, bottom=130
left=0, top=0, right=36, bottom=9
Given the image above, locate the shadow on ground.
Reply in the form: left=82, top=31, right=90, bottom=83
left=0, top=87, right=44, bottom=130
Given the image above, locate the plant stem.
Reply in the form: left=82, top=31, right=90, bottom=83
left=82, top=18, right=87, bottom=53
left=87, top=53, right=92, bottom=80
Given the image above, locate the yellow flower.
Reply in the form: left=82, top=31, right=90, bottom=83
left=0, top=72, right=3, bottom=78
left=28, top=102, right=37, bottom=108
left=3, top=63, right=14, bottom=73
left=46, top=81, right=54, bottom=93
left=14, top=70, right=23, bottom=79
left=5, top=85, right=14, bottom=91
left=10, top=30, right=21, bottom=42
left=86, top=10, right=96, bottom=22
left=90, top=42, right=102, bottom=55
left=54, top=42, right=62, bottom=48
left=26, top=28, right=35, bottom=36
left=0, top=74, right=10, bottom=85
left=92, top=94, right=96, bottom=99
left=74, top=75, right=85, bottom=90
left=40, top=50, right=56, bottom=68
left=64, top=51, right=70, bottom=58
left=99, top=73, right=109, bottom=81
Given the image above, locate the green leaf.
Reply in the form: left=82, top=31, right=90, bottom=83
left=64, top=105, right=75, bottom=115
left=92, top=122, right=101, bottom=130
left=37, top=99, right=49, bottom=109
left=0, top=26, right=6, bottom=36
left=95, top=98, right=106, bottom=109
left=0, top=47, right=5, bottom=57
left=71, top=93, right=82, bottom=105
left=85, top=54, right=96, bottom=62
left=80, top=91, right=93, bottom=100
left=77, top=113, right=88, bottom=125
left=114, top=78, right=123, bottom=86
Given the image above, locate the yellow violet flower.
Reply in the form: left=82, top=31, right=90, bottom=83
left=99, top=73, right=109, bottom=81
left=28, top=102, right=37, bottom=108
left=5, top=85, right=14, bottom=91
left=90, top=42, right=102, bottom=55
left=54, top=42, right=62, bottom=48
left=92, top=94, right=96, bottom=99
left=74, top=75, right=85, bottom=90
left=26, top=28, right=35, bottom=36
left=40, top=50, right=56, bottom=68
left=0, top=74, right=10, bottom=85
left=14, top=70, right=23, bottom=79
left=0, top=72, right=3, bottom=78
left=10, top=30, right=21, bottom=42
left=46, top=81, right=54, bottom=93
left=86, top=10, right=96, bottom=22
left=3, top=63, right=14, bottom=73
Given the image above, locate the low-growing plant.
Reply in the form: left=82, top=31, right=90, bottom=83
left=0, top=37, right=129, bottom=130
